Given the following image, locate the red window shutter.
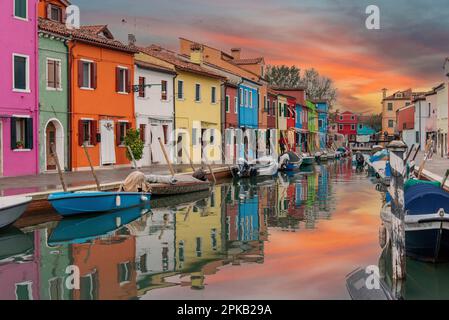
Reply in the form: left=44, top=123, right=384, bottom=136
left=91, top=62, right=97, bottom=89
left=116, top=122, right=121, bottom=146
left=91, top=120, right=98, bottom=146
left=78, top=119, right=84, bottom=146
left=138, top=77, right=145, bottom=97
left=116, top=67, right=121, bottom=92
left=78, top=60, right=84, bottom=88
left=140, top=124, right=146, bottom=143
left=126, top=69, right=131, bottom=93
left=162, top=125, right=168, bottom=144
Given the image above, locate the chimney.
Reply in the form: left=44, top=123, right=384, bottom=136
left=231, top=48, right=241, bottom=60
left=128, top=33, right=136, bottom=46
left=190, top=43, right=203, bottom=65
left=382, top=88, right=388, bottom=100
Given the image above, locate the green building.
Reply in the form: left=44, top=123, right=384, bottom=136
left=38, top=28, right=69, bottom=172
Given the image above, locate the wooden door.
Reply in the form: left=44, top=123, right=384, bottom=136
left=46, top=122, right=57, bottom=170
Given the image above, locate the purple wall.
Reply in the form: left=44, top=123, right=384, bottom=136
left=0, top=0, right=39, bottom=177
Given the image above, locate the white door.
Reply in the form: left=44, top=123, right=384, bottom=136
left=150, top=124, right=165, bottom=164
left=100, top=120, right=116, bottom=165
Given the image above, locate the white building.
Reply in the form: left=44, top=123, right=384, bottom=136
left=435, top=82, right=448, bottom=157
left=413, top=95, right=430, bottom=150
left=134, top=60, right=176, bottom=166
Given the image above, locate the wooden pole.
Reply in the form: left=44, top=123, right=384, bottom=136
left=202, top=153, right=216, bottom=184
left=51, top=143, right=67, bottom=192
left=441, top=169, right=449, bottom=189
left=83, top=143, right=101, bottom=191
left=386, top=139, right=407, bottom=298
left=158, top=137, right=175, bottom=177
left=126, top=145, right=138, bottom=169
left=182, top=145, right=196, bottom=172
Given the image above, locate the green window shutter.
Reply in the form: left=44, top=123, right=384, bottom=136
left=25, top=117, right=33, bottom=149
left=10, top=117, right=17, bottom=150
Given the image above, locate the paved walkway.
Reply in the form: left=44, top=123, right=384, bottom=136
left=0, top=164, right=226, bottom=196
left=415, top=151, right=449, bottom=178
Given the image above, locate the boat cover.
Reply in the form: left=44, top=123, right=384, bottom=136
left=280, top=152, right=301, bottom=163
left=405, top=184, right=449, bottom=215
left=370, top=149, right=389, bottom=163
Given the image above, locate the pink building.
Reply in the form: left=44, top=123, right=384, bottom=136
left=0, top=0, right=39, bottom=177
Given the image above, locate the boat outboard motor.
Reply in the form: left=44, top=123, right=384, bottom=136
left=355, top=152, right=365, bottom=167
left=279, top=153, right=290, bottom=171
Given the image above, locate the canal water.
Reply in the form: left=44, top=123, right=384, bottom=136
left=1, top=160, right=449, bottom=300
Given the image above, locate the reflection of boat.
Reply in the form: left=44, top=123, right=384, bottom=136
left=301, top=153, right=315, bottom=166
left=150, top=190, right=211, bottom=209
left=0, top=196, right=32, bottom=229
left=232, top=157, right=278, bottom=178
left=0, top=227, right=34, bottom=263
left=48, top=206, right=148, bottom=246
left=279, top=152, right=303, bottom=171
left=346, top=267, right=395, bottom=300
left=48, top=191, right=151, bottom=216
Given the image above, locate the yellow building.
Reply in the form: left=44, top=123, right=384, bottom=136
left=174, top=186, right=224, bottom=289
left=138, top=45, right=224, bottom=164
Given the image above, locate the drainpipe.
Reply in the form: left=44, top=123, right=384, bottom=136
left=68, top=39, right=77, bottom=172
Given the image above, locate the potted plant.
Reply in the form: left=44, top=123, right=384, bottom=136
left=16, top=141, right=24, bottom=149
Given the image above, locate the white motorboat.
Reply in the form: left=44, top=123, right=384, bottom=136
left=234, top=157, right=278, bottom=178
left=0, top=196, right=32, bottom=229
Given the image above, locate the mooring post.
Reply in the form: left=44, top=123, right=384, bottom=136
left=386, top=139, right=408, bottom=297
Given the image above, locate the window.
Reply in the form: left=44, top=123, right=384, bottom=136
left=351, top=116, right=355, bottom=120
left=239, top=88, right=243, bottom=106
left=49, top=4, right=62, bottom=22
left=388, top=120, right=394, bottom=128
left=13, top=54, right=29, bottom=91
left=211, top=86, right=217, bottom=104
left=14, top=0, right=27, bottom=19
left=339, top=124, right=343, bottom=131
left=47, top=59, right=61, bottom=90
left=78, top=119, right=97, bottom=146
left=11, top=117, right=33, bottom=150
left=318, top=119, right=323, bottom=128
left=118, top=262, right=131, bottom=284
left=264, top=96, right=267, bottom=112
left=406, top=102, right=410, bottom=106
left=244, top=90, right=248, bottom=107
left=272, top=101, right=276, bottom=116
left=339, top=115, right=343, bottom=120
left=387, top=103, right=393, bottom=111
left=249, top=91, right=253, bottom=108
left=116, top=67, right=129, bottom=93
left=195, top=83, right=201, bottom=102
left=161, top=80, right=167, bottom=100
left=234, top=97, right=238, bottom=114
left=117, top=122, right=129, bottom=146
left=284, top=104, right=288, bottom=117
left=279, top=102, right=282, bottom=116
left=80, top=272, right=98, bottom=300
left=196, top=237, right=202, bottom=258
left=351, top=124, right=355, bottom=130
left=225, top=95, right=230, bottom=113
left=15, top=282, right=33, bottom=300
left=78, top=60, right=97, bottom=89
left=359, top=124, right=363, bottom=129
left=137, top=77, right=145, bottom=98
left=139, top=124, right=146, bottom=142
left=177, top=80, right=184, bottom=99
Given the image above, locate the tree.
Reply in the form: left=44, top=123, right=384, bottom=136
left=124, top=128, right=144, bottom=161
left=359, top=113, right=382, bottom=132
left=265, top=65, right=338, bottom=108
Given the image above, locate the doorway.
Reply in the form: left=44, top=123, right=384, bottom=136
left=100, top=120, right=116, bottom=165
left=44, top=119, right=65, bottom=172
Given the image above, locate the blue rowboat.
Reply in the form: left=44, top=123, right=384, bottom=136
left=48, top=191, right=151, bottom=216
left=48, top=206, right=147, bottom=246
left=404, top=183, right=449, bottom=263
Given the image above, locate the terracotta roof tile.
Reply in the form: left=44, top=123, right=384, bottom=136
left=232, top=57, right=264, bottom=65
left=38, top=18, right=137, bottom=53
left=138, top=46, right=225, bottom=80
left=135, top=60, right=177, bottom=74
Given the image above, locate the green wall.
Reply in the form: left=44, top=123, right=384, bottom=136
left=38, top=34, right=69, bottom=172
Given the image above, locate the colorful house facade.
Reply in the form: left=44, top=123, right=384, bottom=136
left=38, top=13, right=69, bottom=172
left=306, top=100, right=318, bottom=152
left=133, top=58, right=177, bottom=167
left=336, top=111, right=357, bottom=142
left=139, top=44, right=224, bottom=164
left=316, top=101, right=329, bottom=149
left=0, top=0, right=39, bottom=177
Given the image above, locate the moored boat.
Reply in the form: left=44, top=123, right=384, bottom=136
left=0, top=196, right=32, bottom=229
left=301, top=153, right=315, bottom=166
left=233, top=156, right=278, bottom=178
left=48, top=191, right=151, bottom=217
left=279, top=152, right=303, bottom=171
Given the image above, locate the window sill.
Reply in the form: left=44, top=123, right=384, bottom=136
left=177, top=97, right=185, bottom=101
left=82, top=144, right=95, bottom=148
left=118, top=144, right=127, bottom=148
left=195, top=100, right=202, bottom=103
left=46, top=87, right=63, bottom=92
left=13, top=88, right=31, bottom=93
left=161, top=99, right=169, bottom=102
left=80, top=87, right=95, bottom=91
left=13, top=149, right=31, bottom=152
left=14, top=16, right=28, bottom=22
left=117, top=91, right=129, bottom=95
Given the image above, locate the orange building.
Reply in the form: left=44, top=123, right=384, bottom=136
left=38, top=4, right=137, bottom=170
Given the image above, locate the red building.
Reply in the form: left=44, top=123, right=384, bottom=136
left=336, top=111, right=358, bottom=141
left=224, top=83, right=238, bottom=129
left=396, top=105, right=415, bottom=132
left=267, top=89, right=277, bottom=130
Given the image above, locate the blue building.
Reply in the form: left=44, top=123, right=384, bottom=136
left=238, top=195, right=259, bottom=241
left=238, top=79, right=259, bottom=129
left=316, top=101, right=329, bottom=149
left=295, top=104, right=307, bottom=152
left=356, top=123, right=376, bottom=145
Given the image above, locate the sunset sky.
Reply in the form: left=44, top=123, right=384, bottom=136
left=73, top=0, right=449, bottom=113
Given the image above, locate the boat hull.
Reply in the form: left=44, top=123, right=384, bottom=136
left=406, top=222, right=449, bottom=263
left=0, top=199, right=31, bottom=229
left=48, top=192, right=151, bottom=216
